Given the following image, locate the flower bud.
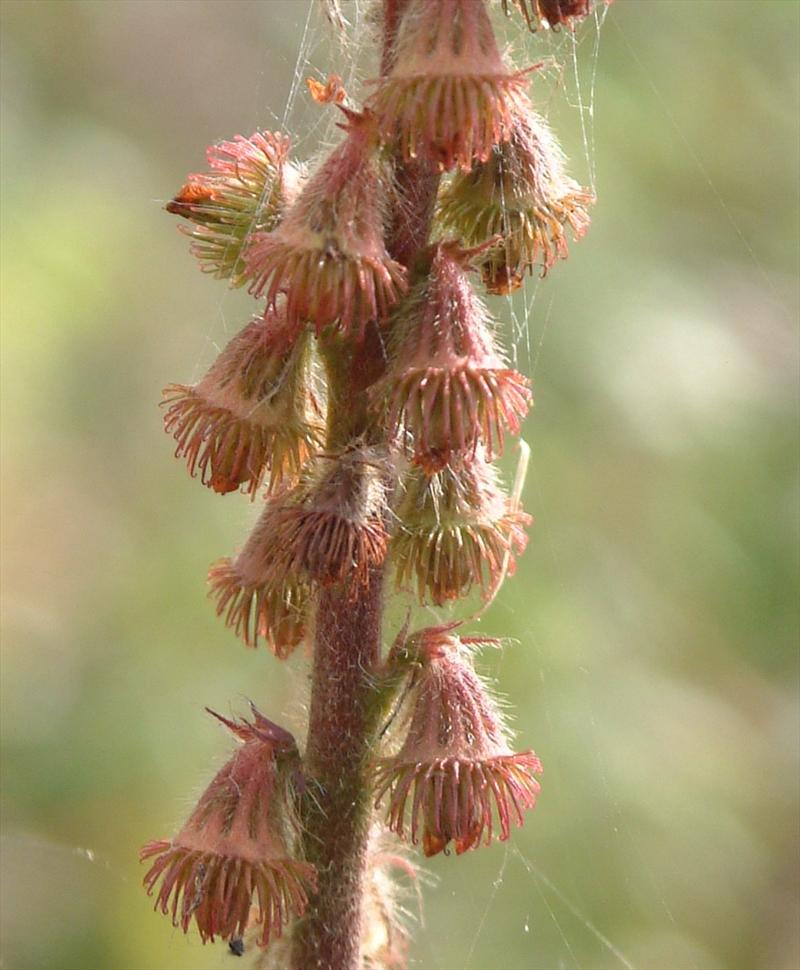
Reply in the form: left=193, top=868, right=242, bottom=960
left=375, top=627, right=542, bottom=856
left=439, top=104, right=592, bottom=290
left=247, top=110, right=406, bottom=340
left=141, top=707, right=316, bottom=948
left=167, top=131, right=302, bottom=286
left=392, top=457, right=530, bottom=605
left=371, top=0, right=533, bottom=172
left=162, top=311, right=322, bottom=498
left=373, top=242, right=531, bottom=470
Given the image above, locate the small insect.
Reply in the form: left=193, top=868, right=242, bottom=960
left=229, top=937, right=245, bottom=957
left=165, top=181, right=216, bottom=218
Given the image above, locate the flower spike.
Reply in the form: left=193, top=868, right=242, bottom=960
left=153, top=0, right=606, bottom=952
left=167, top=131, right=302, bottom=285
left=373, top=242, right=531, bottom=470
left=392, top=457, right=530, bottom=605
left=439, top=103, right=593, bottom=290
left=247, top=110, right=406, bottom=339
left=370, top=0, right=535, bottom=172
left=141, top=708, right=316, bottom=948
left=375, top=628, right=542, bottom=856
left=162, top=310, right=322, bottom=498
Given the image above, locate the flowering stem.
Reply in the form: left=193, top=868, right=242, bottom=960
left=287, top=6, right=440, bottom=967
left=151, top=0, right=596, bottom=961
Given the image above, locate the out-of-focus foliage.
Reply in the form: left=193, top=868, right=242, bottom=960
left=1, top=2, right=797, bottom=969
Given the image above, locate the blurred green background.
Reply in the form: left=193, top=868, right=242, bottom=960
left=1, top=2, right=798, bottom=969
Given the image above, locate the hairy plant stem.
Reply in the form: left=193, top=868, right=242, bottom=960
left=288, top=5, right=439, bottom=968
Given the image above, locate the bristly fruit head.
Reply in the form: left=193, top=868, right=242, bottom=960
left=375, top=627, right=542, bottom=856
left=209, top=446, right=389, bottom=650
left=208, top=554, right=310, bottom=657
left=374, top=241, right=531, bottom=469
left=438, top=102, right=593, bottom=291
left=371, top=0, right=534, bottom=172
left=166, top=131, right=301, bottom=286
left=392, top=456, right=530, bottom=605
left=162, top=310, right=322, bottom=498
left=207, top=477, right=314, bottom=656
left=246, top=109, right=406, bottom=340
left=260, top=447, right=391, bottom=592
left=140, top=707, right=316, bottom=948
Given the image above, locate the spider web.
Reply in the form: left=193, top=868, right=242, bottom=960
left=444, top=10, right=654, bottom=969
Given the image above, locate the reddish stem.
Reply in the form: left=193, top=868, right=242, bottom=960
left=289, top=573, right=386, bottom=970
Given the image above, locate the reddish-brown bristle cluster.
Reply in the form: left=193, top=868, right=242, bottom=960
left=372, top=72, right=532, bottom=173
left=375, top=630, right=542, bottom=856
left=439, top=105, right=593, bottom=284
left=162, top=313, right=321, bottom=498
left=141, top=709, right=316, bottom=948
left=208, top=448, right=389, bottom=653
left=162, top=387, right=317, bottom=497
left=392, top=459, right=530, bottom=605
left=247, top=235, right=406, bottom=340
left=371, top=0, right=536, bottom=172
left=165, top=131, right=299, bottom=285
left=140, top=843, right=316, bottom=947
left=260, top=450, right=390, bottom=591
left=374, top=242, right=532, bottom=469
left=267, top=504, right=388, bottom=590
left=208, top=558, right=309, bottom=656
left=246, top=113, right=406, bottom=340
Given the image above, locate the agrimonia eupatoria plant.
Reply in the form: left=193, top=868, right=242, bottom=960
left=143, top=2, right=604, bottom=967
